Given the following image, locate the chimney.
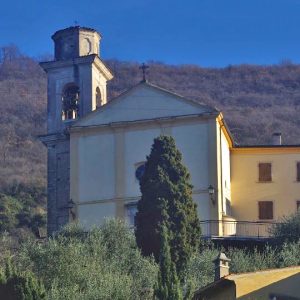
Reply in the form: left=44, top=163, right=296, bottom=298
left=213, top=252, right=231, bottom=281
left=272, top=132, right=282, bottom=145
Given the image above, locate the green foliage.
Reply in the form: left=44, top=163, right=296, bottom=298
left=0, top=184, right=46, bottom=238
left=135, top=136, right=201, bottom=280
left=271, top=212, right=300, bottom=242
left=188, top=240, right=300, bottom=290
left=0, top=219, right=299, bottom=298
left=0, top=259, right=46, bottom=300
left=0, top=194, right=22, bottom=232
left=155, top=224, right=182, bottom=300
left=17, top=219, right=158, bottom=300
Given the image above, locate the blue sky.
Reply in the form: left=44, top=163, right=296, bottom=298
left=1, top=0, right=300, bottom=67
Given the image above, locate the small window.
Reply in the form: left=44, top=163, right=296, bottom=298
left=96, top=87, right=102, bottom=108
left=258, top=163, right=272, bottom=182
left=258, top=201, right=273, bottom=220
left=135, top=163, right=146, bottom=182
left=225, top=198, right=232, bottom=216
left=126, top=203, right=137, bottom=227
left=297, top=201, right=300, bottom=212
left=296, top=162, right=300, bottom=182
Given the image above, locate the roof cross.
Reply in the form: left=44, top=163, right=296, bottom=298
left=139, top=63, right=149, bottom=82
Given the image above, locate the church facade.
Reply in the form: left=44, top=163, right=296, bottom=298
left=40, top=26, right=300, bottom=236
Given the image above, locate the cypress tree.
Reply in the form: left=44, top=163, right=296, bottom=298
left=135, top=135, right=201, bottom=280
left=155, top=223, right=182, bottom=300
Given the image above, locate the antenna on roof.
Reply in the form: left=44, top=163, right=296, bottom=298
left=74, top=20, right=79, bottom=26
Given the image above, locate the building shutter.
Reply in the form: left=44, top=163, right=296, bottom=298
left=259, top=163, right=272, bottom=182
left=297, top=201, right=300, bottom=212
left=258, top=201, right=273, bottom=220
left=297, top=162, right=300, bottom=182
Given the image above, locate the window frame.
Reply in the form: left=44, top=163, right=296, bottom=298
left=296, top=162, right=300, bottom=182
left=225, top=198, right=232, bottom=216
left=125, top=202, right=138, bottom=227
left=95, top=86, right=102, bottom=108
left=258, top=201, right=274, bottom=220
left=258, top=162, right=272, bottom=183
left=296, top=200, right=300, bottom=212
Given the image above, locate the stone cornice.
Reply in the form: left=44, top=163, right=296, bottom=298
left=39, top=55, right=113, bottom=80
left=38, top=132, right=69, bottom=146
left=70, top=112, right=219, bottom=134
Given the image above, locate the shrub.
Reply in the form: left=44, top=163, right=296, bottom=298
left=271, top=213, right=300, bottom=243
left=0, top=259, right=46, bottom=299
left=17, top=220, right=158, bottom=300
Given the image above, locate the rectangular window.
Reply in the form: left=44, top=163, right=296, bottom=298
left=297, top=162, right=300, bottom=182
left=297, top=201, right=300, bottom=212
left=258, top=163, right=272, bottom=182
left=126, top=203, right=138, bottom=227
left=226, top=198, right=232, bottom=216
left=258, top=201, right=273, bottom=220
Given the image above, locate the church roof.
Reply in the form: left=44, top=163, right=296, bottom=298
left=71, top=81, right=219, bottom=129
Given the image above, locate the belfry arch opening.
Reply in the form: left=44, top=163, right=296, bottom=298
left=62, top=84, right=79, bottom=120
left=96, top=87, right=102, bottom=108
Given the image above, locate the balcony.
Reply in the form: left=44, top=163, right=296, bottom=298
left=199, top=220, right=278, bottom=239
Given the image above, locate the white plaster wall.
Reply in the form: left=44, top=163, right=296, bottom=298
left=220, top=130, right=231, bottom=214
left=78, top=133, right=115, bottom=201
left=124, top=127, right=161, bottom=196
left=193, top=193, right=210, bottom=221
left=78, top=202, right=115, bottom=229
left=78, top=85, right=211, bottom=127
left=172, top=123, right=209, bottom=190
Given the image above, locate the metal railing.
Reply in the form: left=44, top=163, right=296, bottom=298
left=199, top=220, right=278, bottom=238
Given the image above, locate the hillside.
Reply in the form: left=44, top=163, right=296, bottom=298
left=1, top=45, right=300, bottom=191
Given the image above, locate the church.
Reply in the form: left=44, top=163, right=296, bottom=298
left=40, top=26, right=300, bottom=237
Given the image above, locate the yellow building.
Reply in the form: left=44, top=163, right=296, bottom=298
left=231, top=145, right=300, bottom=235
left=40, top=26, right=300, bottom=236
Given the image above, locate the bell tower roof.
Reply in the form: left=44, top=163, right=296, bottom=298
left=52, top=26, right=102, bottom=61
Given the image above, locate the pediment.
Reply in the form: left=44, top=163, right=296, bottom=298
left=73, top=82, right=217, bottom=127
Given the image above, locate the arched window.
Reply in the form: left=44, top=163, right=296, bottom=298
left=62, top=84, right=79, bottom=120
left=96, top=87, right=102, bottom=108
left=135, top=162, right=146, bottom=182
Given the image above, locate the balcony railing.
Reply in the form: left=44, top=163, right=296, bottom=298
left=199, top=220, right=279, bottom=238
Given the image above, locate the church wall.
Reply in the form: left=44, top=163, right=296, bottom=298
left=231, top=149, right=300, bottom=222
left=47, top=67, right=75, bottom=133
left=78, top=133, right=115, bottom=201
left=77, top=202, right=115, bottom=228
left=76, top=85, right=212, bottom=128
left=46, top=62, right=96, bottom=133
left=47, top=137, right=70, bottom=234
left=92, top=64, right=108, bottom=108
left=70, top=117, right=219, bottom=229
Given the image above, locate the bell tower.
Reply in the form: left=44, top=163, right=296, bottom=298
left=40, top=26, right=113, bottom=234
